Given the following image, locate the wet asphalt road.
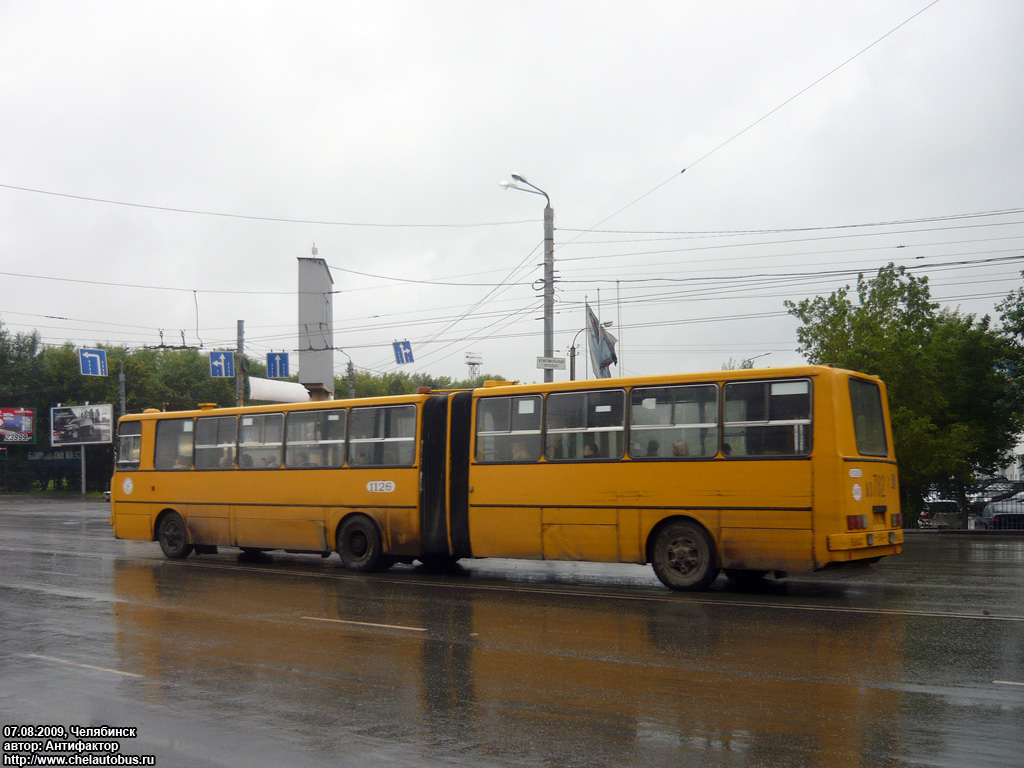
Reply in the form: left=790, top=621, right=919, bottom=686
left=1, top=498, right=1022, bottom=768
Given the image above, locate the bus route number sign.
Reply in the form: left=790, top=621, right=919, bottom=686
left=366, top=480, right=396, bottom=493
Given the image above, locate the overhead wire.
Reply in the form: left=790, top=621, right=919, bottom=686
left=0, top=182, right=535, bottom=229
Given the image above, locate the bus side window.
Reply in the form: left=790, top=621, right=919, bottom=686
left=349, top=405, right=416, bottom=467
left=239, top=413, right=284, bottom=469
left=286, top=409, right=347, bottom=468
left=154, top=418, right=194, bottom=470
left=723, top=379, right=812, bottom=457
left=545, top=389, right=625, bottom=461
left=195, top=416, right=237, bottom=469
left=475, top=395, right=542, bottom=463
left=628, top=384, right=718, bottom=459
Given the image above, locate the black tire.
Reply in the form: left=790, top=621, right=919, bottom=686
left=157, top=512, right=193, bottom=559
left=650, top=520, right=720, bottom=591
left=337, top=515, right=385, bottom=572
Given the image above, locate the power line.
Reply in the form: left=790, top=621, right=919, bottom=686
left=0, top=182, right=535, bottom=229
left=561, top=0, right=944, bottom=234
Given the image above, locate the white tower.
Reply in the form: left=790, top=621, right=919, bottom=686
left=298, top=246, right=334, bottom=400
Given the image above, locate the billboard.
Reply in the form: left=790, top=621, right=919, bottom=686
left=50, top=404, right=114, bottom=447
left=0, top=408, right=35, bottom=444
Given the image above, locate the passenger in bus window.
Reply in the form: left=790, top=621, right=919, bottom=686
left=512, top=440, right=531, bottom=461
left=645, top=440, right=660, bottom=457
left=583, top=442, right=599, bottom=458
left=672, top=440, right=689, bottom=457
left=293, top=450, right=309, bottom=467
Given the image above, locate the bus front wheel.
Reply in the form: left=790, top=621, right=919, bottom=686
left=337, top=515, right=385, bottom=572
left=157, top=512, right=193, bottom=559
left=651, top=520, right=719, bottom=591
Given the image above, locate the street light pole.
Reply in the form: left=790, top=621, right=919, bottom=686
left=569, top=320, right=612, bottom=381
left=502, top=174, right=555, bottom=383
left=339, top=350, right=356, bottom=399
left=569, top=327, right=587, bottom=381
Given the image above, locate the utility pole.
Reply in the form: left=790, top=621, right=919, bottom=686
left=543, top=201, right=554, bottom=383
left=118, top=364, right=127, bottom=419
left=236, top=320, right=245, bottom=407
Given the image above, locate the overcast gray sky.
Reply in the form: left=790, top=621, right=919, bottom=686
left=3, top=0, right=1023, bottom=387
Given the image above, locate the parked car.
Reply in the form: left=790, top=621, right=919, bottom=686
left=976, top=492, right=1024, bottom=530
left=918, top=500, right=965, bottom=529
left=968, top=479, right=1018, bottom=517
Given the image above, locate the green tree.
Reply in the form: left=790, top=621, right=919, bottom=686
left=786, top=264, right=1021, bottom=511
left=996, top=278, right=1024, bottom=425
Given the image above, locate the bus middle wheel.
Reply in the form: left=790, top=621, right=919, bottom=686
left=337, top=515, right=385, bottom=572
left=651, top=520, right=720, bottom=591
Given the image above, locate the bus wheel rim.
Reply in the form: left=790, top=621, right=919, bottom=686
left=164, top=521, right=183, bottom=549
left=350, top=531, right=368, bottom=558
left=666, top=536, right=699, bottom=575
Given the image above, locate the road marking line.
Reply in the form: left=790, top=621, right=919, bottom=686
left=25, top=653, right=143, bottom=678
left=302, top=616, right=427, bottom=633
left=994, top=680, right=1024, bottom=686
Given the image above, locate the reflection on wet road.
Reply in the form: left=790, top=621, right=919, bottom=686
left=1, top=500, right=1022, bottom=767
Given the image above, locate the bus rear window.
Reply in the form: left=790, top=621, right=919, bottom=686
left=849, top=378, right=888, bottom=456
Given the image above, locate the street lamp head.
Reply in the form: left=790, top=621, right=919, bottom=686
left=502, top=173, right=550, bottom=206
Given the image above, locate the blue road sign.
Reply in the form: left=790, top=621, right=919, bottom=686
left=393, top=341, right=414, bottom=365
left=209, top=351, right=235, bottom=378
left=267, top=352, right=289, bottom=379
left=78, top=348, right=108, bottom=377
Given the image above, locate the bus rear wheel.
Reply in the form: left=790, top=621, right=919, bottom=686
left=651, top=520, right=719, bottom=591
left=337, top=515, right=385, bottom=572
left=157, top=512, right=193, bottom=559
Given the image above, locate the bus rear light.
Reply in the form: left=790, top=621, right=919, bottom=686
left=847, top=515, right=867, bottom=530
left=890, top=513, right=902, bottom=528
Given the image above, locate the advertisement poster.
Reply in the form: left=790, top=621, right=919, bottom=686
left=50, top=404, right=113, bottom=447
left=0, top=408, right=35, bottom=444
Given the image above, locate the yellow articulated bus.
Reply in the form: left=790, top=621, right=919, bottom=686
left=110, top=365, right=903, bottom=590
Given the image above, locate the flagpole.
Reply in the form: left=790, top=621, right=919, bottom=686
left=585, top=296, right=589, bottom=379
left=616, top=280, right=621, bottom=376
